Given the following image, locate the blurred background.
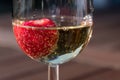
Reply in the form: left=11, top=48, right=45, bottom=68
left=0, top=0, right=120, bottom=80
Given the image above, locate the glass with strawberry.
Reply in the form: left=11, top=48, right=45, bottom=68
left=12, top=0, right=94, bottom=80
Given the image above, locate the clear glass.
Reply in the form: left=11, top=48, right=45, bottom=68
left=12, top=0, right=94, bottom=80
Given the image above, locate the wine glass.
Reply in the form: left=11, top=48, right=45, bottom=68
left=12, top=0, right=94, bottom=80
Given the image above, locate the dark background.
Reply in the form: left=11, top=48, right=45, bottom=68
left=0, top=0, right=120, bottom=13
left=0, top=0, right=120, bottom=80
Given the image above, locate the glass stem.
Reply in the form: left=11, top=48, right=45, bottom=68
left=48, top=64, right=59, bottom=80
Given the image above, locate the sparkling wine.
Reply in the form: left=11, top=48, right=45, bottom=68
left=43, top=25, right=92, bottom=64
left=13, top=16, right=93, bottom=65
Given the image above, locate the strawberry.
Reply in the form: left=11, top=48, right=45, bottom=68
left=24, top=18, right=56, bottom=27
left=13, top=18, right=58, bottom=59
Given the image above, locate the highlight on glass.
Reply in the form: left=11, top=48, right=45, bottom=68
left=12, top=0, right=94, bottom=80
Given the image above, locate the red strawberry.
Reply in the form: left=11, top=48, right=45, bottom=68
left=13, top=18, right=58, bottom=59
left=24, top=18, right=56, bottom=27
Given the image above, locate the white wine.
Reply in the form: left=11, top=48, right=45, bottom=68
left=13, top=16, right=93, bottom=65
left=40, top=25, right=92, bottom=64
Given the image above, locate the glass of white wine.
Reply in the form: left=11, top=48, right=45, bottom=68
left=12, top=0, right=94, bottom=80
